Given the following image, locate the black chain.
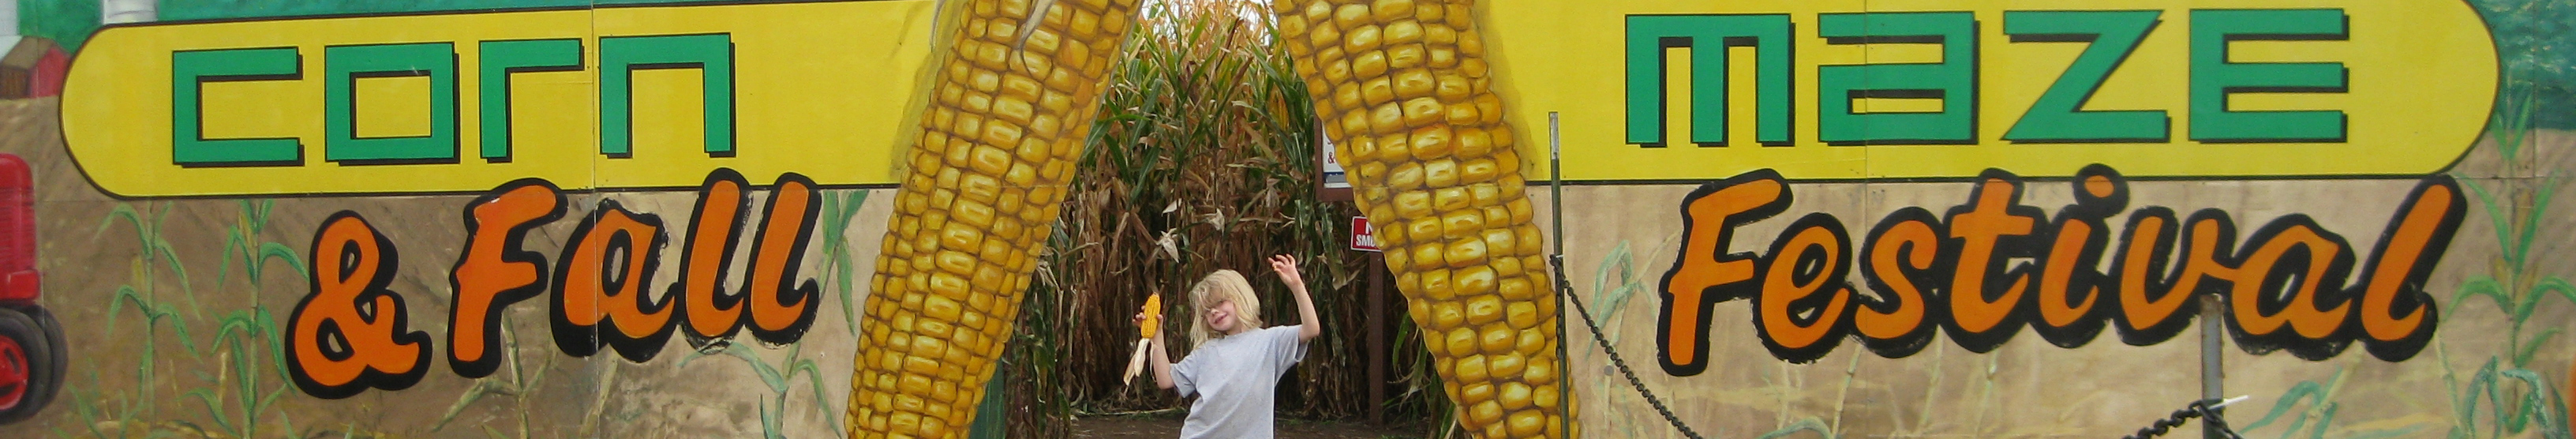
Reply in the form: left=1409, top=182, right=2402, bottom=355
left=1553, top=255, right=1707, bottom=439
left=2124, top=400, right=2242, bottom=439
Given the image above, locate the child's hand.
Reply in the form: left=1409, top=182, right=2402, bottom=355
left=1275, top=253, right=1323, bottom=340
left=1133, top=294, right=1162, bottom=339
left=1268, top=254, right=1305, bottom=290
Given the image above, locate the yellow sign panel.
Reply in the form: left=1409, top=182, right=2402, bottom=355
left=1485, top=0, right=2499, bottom=181
left=61, top=1, right=936, bottom=197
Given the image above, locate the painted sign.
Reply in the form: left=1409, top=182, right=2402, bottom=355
left=0, top=0, right=2567, bottom=437
left=1353, top=216, right=1380, bottom=251
left=1654, top=166, right=2458, bottom=373
left=58, top=2, right=935, bottom=197
left=1484, top=0, right=2500, bottom=181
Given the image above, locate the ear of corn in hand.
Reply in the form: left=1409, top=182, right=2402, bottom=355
left=1123, top=293, right=1162, bottom=385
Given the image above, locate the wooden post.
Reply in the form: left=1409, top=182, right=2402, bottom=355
left=1365, top=252, right=1387, bottom=424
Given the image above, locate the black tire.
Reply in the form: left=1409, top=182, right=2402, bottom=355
left=0, top=307, right=56, bottom=424
left=22, top=307, right=65, bottom=419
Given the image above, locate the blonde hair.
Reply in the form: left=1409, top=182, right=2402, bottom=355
left=1188, top=269, right=1264, bottom=345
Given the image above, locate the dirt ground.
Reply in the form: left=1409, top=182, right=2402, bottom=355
left=1072, top=415, right=1429, bottom=439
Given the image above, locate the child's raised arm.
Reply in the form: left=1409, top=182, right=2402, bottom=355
left=1149, top=335, right=1177, bottom=391
left=1270, top=254, right=1320, bottom=341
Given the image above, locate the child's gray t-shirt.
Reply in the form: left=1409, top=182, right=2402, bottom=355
left=1172, top=325, right=1308, bottom=439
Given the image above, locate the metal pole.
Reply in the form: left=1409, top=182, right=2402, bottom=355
left=1549, top=111, right=1572, bottom=439
left=2200, top=294, right=2225, bottom=438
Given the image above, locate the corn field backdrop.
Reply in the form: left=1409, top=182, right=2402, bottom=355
left=1002, top=1, right=1454, bottom=437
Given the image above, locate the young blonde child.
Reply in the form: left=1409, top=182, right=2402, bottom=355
left=1139, top=254, right=1320, bottom=439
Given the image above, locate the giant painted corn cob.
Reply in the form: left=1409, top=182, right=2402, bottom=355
left=846, top=0, right=1141, bottom=437
left=1270, top=0, right=1573, bottom=437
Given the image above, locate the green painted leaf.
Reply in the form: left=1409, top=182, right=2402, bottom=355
left=108, top=285, right=140, bottom=334
left=2503, top=369, right=2552, bottom=433
left=2458, top=180, right=2518, bottom=263
left=723, top=343, right=792, bottom=393
left=259, top=386, right=285, bottom=410
left=759, top=402, right=784, bottom=439
left=185, top=389, right=238, bottom=433
left=2305, top=403, right=2342, bottom=439
left=2442, top=276, right=2503, bottom=317
left=2518, top=328, right=2559, bottom=366
left=99, top=204, right=144, bottom=239
left=1590, top=241, right=1643, bottom=324
left=2459, top=358, right=2502, bottom=435
left=152, top=238, right=193, bottom=292
left=793, top=359, right=833, bottom=417
left=2526, top=175, right=2559, bottom=238
left=2244, top=381, right=2329, bottom=433
left=837, top=251, right=860, bottom=336
left=260, top=242, right=311, bottom=278
left=2513, top=205, right=2543, bottom=270
left=432, top=381, right=496, bottom=433
left=2454, top=276, right=2509, bottom=318
left=219, top=231, right=249, bottom=287
left=1757, top=418, right=1831, bottom=439
left=2545, top=381, right=2572, bottom=439
left=2537, top=276, right=2576, bottom=309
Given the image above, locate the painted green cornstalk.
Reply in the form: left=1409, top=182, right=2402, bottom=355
left=96, top=201, right=198, bottom=423
left=186, top=198, right=308, bottom=439
left=682, top=341, right=837, bottom=439
left=816, top=189, right=873, bottom=336
left=432, top=323, right=553, bottom=439
left=55, top=200, right=324, bottom=439
left=2241, top=365, right=2433, bottom=439
left=189, top=310, right=294, bottom=439
left=1580, top=241, right=1652, bottom=437
left=2439, top=60, right=2575, bottom=439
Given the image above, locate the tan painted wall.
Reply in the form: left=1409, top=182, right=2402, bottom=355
left=1546, top=143, right=2576, bottom=437
left=0, top=98, right=896, bottom=437
left=0, top=0, right=2564, bottom=437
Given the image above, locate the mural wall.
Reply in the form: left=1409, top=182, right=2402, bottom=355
left=1513, top=0, right=2575, bottom=437
left=0, top=0, right=2559, bottom=437
left=3, top=1, right=934, bottom=437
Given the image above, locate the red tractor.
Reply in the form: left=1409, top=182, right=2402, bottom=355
left=0, top=152, right=63, bottom=424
